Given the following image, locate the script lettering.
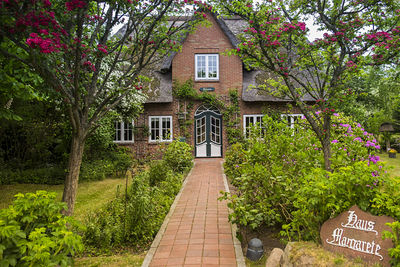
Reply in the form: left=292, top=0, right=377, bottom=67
left=341, top=210, right=378, bottom=235
left=326, top=228, right=383, bottom=260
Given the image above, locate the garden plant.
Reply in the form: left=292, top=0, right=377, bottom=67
left=223, top=113, right=400, bottom=246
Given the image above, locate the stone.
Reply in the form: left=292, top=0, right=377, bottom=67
left=265, top=248, right=284, bottom=267
left=320, top=205, right=394, bottom=267
left=280, top=242, right=293, bottom=267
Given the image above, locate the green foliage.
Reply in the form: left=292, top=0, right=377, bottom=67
left=0, top=148, right=132, bottom=185
left=341, top=66, right=400, bottom=135
left=83, top=164, right=184, bottom=251
left=173, top=80, right=243, bottom=145
left=163, top=140, right=194, bottom=173
left=0, top=191, right=83, bottom=266
left=80, top=148, right=133, bottom=182
left=286, top=162, right=388, bottom=241
left=223, top=143, right=246, bottom=183
left=0, top=167, right=65, bottom=185
left=0, top=41, right=44, bottom=121
left=383, top=221, right=400, bottom=266
left=148, top=160, right=172, bottom=186
left=82, top=141, right=193, bottom=252
left=222, top=114, right=395, bottom=242
left=172, top=79, right=198, bottom=99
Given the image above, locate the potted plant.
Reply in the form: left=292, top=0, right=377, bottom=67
left=388, top=148, right=397, bottom=158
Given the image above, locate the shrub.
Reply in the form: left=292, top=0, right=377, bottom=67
left=83, top=167, right=184, bottom=251
left=0, top=167, right=65, bottom=185
left=223, top=143, right=246, bottom=185
left=222, top=113, right=393, bottom=242
left=284, top=161, right=388, bottom=241
left=80, top=159, right=115, bottom=182
left=163, top=140, right=193, bottom=173
left=383, top=221, right=400, bottom=266
left=148, top=160, right=172, bottom=186
left=0, top=191, right=83, bottom=266
left=80, top=148, right=133, bottom=182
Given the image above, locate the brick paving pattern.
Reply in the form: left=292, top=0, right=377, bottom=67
left=149, top=158, right=237, bottom=267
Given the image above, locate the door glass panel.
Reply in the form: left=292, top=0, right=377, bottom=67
left=196, top=117, right=206, bottom=144
left=211, top=116, right=220, bottom=144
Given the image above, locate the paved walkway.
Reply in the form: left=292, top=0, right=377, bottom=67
left=144, top=158, right=243, bottom=267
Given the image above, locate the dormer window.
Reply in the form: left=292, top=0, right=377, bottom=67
left=195, top=54, right=219, bottom=81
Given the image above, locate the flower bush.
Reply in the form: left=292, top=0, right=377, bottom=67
left=222, top=113, right=399, bottom=242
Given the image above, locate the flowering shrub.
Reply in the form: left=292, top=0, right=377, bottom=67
left=284, top=161, right=389, bottom=241
left=222, top=113, right=397, bottom=242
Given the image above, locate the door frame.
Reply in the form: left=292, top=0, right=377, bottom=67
left=194, top=106, right=222, bottom=158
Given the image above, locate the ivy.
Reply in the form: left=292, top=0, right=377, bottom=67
left=173, top=79, right=243, bottom=144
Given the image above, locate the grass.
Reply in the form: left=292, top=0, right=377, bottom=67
left=0, top=177, right=129, bottom=222
left=0, top=173, right=145, bottom=265
left=379, top=152, right=400, bottom=178
left=246, top=255, right=266, bottom=267
left=74, top=252, right=145, bottom=267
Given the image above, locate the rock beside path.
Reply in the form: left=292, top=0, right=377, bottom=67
left=265, top=248, right=283, bottom=267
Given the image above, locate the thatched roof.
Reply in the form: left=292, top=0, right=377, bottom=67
left=145, top=71, right=173, bottom=103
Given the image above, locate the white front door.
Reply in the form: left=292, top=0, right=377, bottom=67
left=195, top=105, right=222, bottom=157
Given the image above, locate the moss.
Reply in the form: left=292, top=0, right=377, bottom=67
left=288, top=242, right=382, bottom=267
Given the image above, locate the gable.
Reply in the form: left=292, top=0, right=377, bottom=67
left=171, top=13, right=243, bottom=95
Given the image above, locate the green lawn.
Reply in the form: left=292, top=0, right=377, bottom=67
left=0, top=174, right=145, bottom=265
left=379, top=152, right=400, bottom=178
left=0, top=177, right=129, bottom=222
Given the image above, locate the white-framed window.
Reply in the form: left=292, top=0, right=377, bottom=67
left=114, top=121, right=134, bottom=143
left=149, top=116, right=173, bottom=142
left=243, top=114, right=265, bottom=137
left=281, top=114, right=303, bottom=129
left=195, top=54, right=219, bottom=80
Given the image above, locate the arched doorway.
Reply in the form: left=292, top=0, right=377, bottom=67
left=194, top=105, right=222, bottom=157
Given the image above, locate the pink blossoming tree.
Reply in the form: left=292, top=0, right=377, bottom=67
left=212, top=0, right=400, bottom=171
left=0, top=0, right=204, bottom=215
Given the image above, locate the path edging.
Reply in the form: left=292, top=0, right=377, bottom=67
left=141, top=161, right=196, bottom=267
left=220, top=161, right=246, bottom=267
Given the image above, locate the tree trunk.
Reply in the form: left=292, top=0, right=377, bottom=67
left=322, top=137, right=332, bottom=172
left=62, top=132, right=85, bottom=216
left=322, top=115, right=332, bottom=172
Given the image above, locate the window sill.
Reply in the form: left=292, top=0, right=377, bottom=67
left=195, top=79, right=219, bottom=83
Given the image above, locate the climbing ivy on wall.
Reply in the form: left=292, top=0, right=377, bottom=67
left=173, top=79, right=243, bottom=145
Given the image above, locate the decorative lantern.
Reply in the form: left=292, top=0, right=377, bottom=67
left=379, top=122, right=395, bottom=151
left=246, top=238, right=263, bottom=261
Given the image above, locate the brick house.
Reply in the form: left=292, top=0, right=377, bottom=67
left=114, top=12, right=305, bottom=158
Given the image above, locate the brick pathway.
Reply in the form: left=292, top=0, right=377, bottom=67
left=147, top=158, right=240, bottom=267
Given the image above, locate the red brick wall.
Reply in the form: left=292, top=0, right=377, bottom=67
left=121, top=13, right=304, bottom=159
left=172, top=13, right=242, bottom=95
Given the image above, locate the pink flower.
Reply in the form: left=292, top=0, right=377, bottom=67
left=296, top=22, right=306, bottom=31
left=66, top=0, right=87, bottom=11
